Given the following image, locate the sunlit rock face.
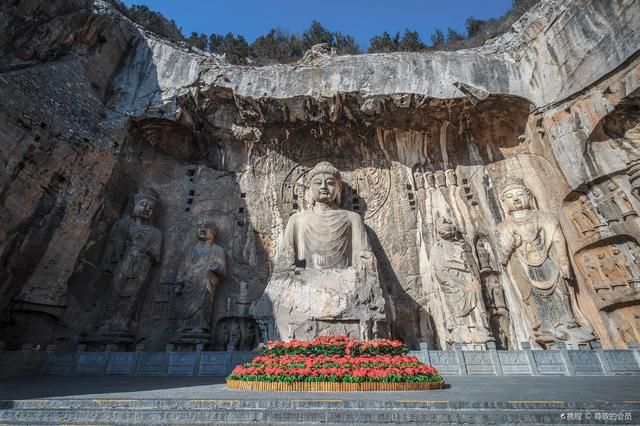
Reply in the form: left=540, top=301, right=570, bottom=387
left=0, top=0, right=639, bottom=351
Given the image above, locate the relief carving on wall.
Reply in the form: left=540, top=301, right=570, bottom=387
left=495, top=176, right=594, bottom=349
left=98, top=187, right=163, bottom=347
left=251, top=161, right=388, bottom=340
left=430, top=216, right=493, bottom=349
left=172, top=215, right=226, bottom=346
left=575, top=237, right=640, bottom=343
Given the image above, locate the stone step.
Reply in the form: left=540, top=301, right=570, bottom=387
left=1, top=398, right=636, bottom=411
left=1, top=399, right=638, bottom=425
left=0, top=407, right=603, bottom=424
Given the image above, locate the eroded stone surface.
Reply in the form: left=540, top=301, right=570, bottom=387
left=0, top=0, right=639, bottom=351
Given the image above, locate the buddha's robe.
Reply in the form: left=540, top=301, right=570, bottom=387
left=251, top=205, right=387, bottom=340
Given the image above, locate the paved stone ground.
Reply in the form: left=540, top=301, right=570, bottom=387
left=1, top=377, right=640, bottom=424
left=1, top=376, right=639, bottom=403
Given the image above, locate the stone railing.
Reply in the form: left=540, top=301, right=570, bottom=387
left=412, top=342, right=640, bottom=376
left=1, top=341, right=639, bottom=378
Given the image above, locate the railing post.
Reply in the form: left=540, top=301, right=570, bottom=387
left=556, top=341, right=575, bottom=376
left=592, top=341, right=612, bottom=375
left=521, top=342, right=539, bottom=376
left=487, top=341, right=503, bottom=376
left=452, top=342, right=467, bottom=376
left=628, top=342, right=640, bottom=369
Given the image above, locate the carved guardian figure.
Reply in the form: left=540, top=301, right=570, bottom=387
left=430, top=216, right=493, bottom=349
left=496, top=176, right=594, bottom=348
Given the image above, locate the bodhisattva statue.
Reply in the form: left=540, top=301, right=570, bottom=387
left=250, top=161, right=387, bottom=340
left=495, top=176, right=594, bottom=348
left=430, top=216, right=493, bottom=349
left=173, top=216, right=226, bottom=342
left=100, top=187, right=162, bottom=341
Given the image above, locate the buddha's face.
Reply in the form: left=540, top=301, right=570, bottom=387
left=197, top=220, right=216, bottom=241
left=309, top=172, right=340, bottom=205
left=133, top=197, right=156, bottom=220
left=502, top=188, right=530, bottom=213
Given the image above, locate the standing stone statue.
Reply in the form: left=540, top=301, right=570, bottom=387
left=173, top=216, right=226, bottom=342
left=582, top=254, right=608, bottom=291
left=496, top=176, right=594, bottom=348
left=100, top=187, right=162, bottom=341
left=475, top=237, right=511, bottom=349
left=592, top=185, right=622, bottom=223
left=430, top=216, right=493, bottom=349
left=607, top=182, right=636, bottom=219
left=251, top=161, right=387, bottom=340
left=597, top=250, right=627, bottom=289
left=570, top=194, right=600, bottom=236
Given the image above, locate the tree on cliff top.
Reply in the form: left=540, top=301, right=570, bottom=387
left=250, top=29, right=304, bottom=65
left=106, top=1, right=184, bottom=41
left=106, top=0, right=540, bottom=63
left=186, top=32, right=208, bottom=51
left=210, top=33, right=252, bottom=65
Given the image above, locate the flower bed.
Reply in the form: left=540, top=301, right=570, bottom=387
left=226, top=336, right=443, bottom=391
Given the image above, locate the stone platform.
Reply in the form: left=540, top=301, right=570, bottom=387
left=0, top=376, right=639, bottom=424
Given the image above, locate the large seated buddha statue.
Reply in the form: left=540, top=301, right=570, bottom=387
left=250, top=161, right=388, bottom=341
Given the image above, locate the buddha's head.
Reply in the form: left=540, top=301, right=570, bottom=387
left=196, top=215, right=217, bottom=242
left=132, top=187, right=159, bottom=221
left=435, top=215, right=456, bottom=240
left=307, top=161, right=342, bottom=206
left=499, top=176, right=531, bottom=213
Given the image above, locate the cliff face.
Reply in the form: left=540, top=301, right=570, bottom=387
left=0, top=0, right=639, bottom=351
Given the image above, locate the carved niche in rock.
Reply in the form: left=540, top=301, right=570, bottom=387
left=172, top=215, right=226, bottom=345
left=430, top=216, right=493, bottom=349
left=577, top=239, right=640, bottom=308
left=590, top=179, right=638, bottom=224
left=250, top=161, right=388, bottom=341
left=98, top=187, right=163, bottom=345
left=496, top=176, right=594, bottom=349
left=214, top=317, right=258, bottom=351
left=576, top=238, right=640, bottom=346
left=568, top=193, right=603, bottom=237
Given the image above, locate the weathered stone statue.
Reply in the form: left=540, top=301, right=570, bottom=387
left=99, top=187, right=162, bottom=342
left=496, top=176, right=594, bottom=348
left=597, top=250, right=627, bottom=289
left=251, top=161, right=387, bottom=340
left=592, top=185, right=622, bottom=223
left=607, top=182, right=636, bottom=219
left=610, top=246, right=634, bottom=286
left=570, top=194, right=600, bottom=236
left=430, top=216, right=493, bottom=349
left=475, top=236, right=511, bottom=349
left=582, top=254, right=608, bottom=291
left=173, top=216, right=226, bottom=342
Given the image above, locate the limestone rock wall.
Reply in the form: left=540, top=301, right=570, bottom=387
left=0, top=0, right=639, bottom=350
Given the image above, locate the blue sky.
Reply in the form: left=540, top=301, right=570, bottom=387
left=122, top=0, right=513, bottom=49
